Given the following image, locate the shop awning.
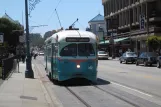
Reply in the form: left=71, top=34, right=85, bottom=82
left=114, top=37, right=129, bottom=42
left=99, top=40, right=109, bottom=44
left=99, top=37, right=129, bottom=45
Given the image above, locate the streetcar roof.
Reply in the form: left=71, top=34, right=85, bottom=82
left=45, top=30, right=97, bottom=43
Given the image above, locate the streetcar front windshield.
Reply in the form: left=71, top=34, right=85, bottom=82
left=60, top=44, right=77, bottom=56
left=78, top=43, right=95, bottom=56
left=60, top=43, right=95, bottom=56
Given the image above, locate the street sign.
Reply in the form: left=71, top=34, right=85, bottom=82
left=0, top=33, right=4, bottom=43
left=140, top=14, right=145, bottom=30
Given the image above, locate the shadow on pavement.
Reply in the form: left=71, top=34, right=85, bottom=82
left=138, top=64, right=157, bottom=67
left=51, top=77, right=111, bottom=87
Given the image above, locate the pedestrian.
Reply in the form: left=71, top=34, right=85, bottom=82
left=34, top=52, right=38, bottom=59
left=21, top=51, right=26, bottom=63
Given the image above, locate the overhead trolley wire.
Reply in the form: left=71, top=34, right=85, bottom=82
left=47, top=0, right=62, bottom=23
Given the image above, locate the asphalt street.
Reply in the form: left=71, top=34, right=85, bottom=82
left=33, top=56, right=161, bottom=107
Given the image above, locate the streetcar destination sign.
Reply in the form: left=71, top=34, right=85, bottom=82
left=66, top=37, right=90, bottom=42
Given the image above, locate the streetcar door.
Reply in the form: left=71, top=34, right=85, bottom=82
left=45, top=45, right=47, bottom=71
left=51, top=43, right=54, bottom=79
left=53, top=43, right=58, bottom=73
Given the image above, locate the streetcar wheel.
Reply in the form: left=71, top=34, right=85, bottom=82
left=48, top=72, right=53, bottom=80
left=53, top=79, right=60, bottom=85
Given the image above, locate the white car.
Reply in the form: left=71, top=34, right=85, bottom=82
left=98, top=51, right=109, bottom=60
left=39, top=52, right=44, bottom=55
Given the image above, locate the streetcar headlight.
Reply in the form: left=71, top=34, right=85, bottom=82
left=77, top=65, right=80, bottom=68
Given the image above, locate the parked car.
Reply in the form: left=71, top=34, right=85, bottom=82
left=98, top=51, right=109, bottom=60
left=119, top=52, right=137, bottom=64
left=136, top=52, right=158, bottom=66
left=157, top=56, right=161, bottom=68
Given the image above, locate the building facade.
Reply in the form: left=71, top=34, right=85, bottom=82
left=102, top=0, right=161, bottom=54
left=88, top=14, right=107, bottom=43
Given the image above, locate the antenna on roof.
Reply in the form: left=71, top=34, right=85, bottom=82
left=67, top=18, right=79, bottom=30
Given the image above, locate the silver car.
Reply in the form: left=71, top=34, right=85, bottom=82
left=98, top=51, right=109, bottom=60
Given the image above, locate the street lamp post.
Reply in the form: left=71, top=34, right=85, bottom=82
left=25, top=0, right=34, bottom=78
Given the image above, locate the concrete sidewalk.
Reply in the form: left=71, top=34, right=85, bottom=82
left=0, top=62, right=54, bottom=107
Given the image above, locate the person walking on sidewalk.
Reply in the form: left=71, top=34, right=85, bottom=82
left=34, top=52, right=38, bottom=59
left=21, top=51, right=26, bottom=63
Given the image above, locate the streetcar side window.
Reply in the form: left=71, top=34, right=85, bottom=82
left=78, top=43, right=95, bottom=56
left=60, top=44, right=77, bottom=56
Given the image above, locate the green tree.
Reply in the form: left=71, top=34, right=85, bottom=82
left=30, top=33, right=44, bottom=47
left=0, top=18, right=23, bottom=46
left=146, top=35, right=161, bottom=52
left=43, top=30, right=57, bottom=40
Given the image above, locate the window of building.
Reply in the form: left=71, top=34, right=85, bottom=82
left=142, top=4, right=146, bottom=17
left=130, top=9, right=133, bottom=23
left=149, top=1, right=157, bottom=18
left=135, top=8, right=137, bottom=23
left=137, top=6, right=141, bottom=22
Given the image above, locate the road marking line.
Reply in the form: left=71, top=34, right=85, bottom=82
left=112, top=82, right=153, bottom=97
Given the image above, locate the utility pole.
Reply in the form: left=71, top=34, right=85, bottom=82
left=25, top=0, right=34, bottom=78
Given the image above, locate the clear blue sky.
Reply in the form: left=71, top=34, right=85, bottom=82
left=0, top=0, right=104, bottom=36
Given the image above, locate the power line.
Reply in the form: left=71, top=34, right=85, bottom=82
left=55, top=0, right=62, bottom=9
left=47, top=0, right=62, bottom=23
left=77, top=21, right=85, bottom=30
left=55, top=9, right=62, bottom=28
left=29, top=19, right=40, bottom=24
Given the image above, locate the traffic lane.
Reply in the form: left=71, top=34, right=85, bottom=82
left=67, top=85, right=135, bottom=107
left=99, top=61, right=161, bottom=82
left=35, top=58, right=135, bottom=107
left=34, top=60, right=87, bottom=107
left=98, top=61, right=161, bottom=98
left=99, top=60, right=161, bottom=76
left=36, top=57, right=161, bottom=107
left=93, top=79, right=161, bottom=107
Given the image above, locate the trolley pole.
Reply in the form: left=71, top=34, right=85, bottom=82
left=25, top=0, right=34, bottom=78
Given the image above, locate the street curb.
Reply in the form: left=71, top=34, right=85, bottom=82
left=33, top=64, right=54, bottom=107
left=33, top=62, right=63, bottom=107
